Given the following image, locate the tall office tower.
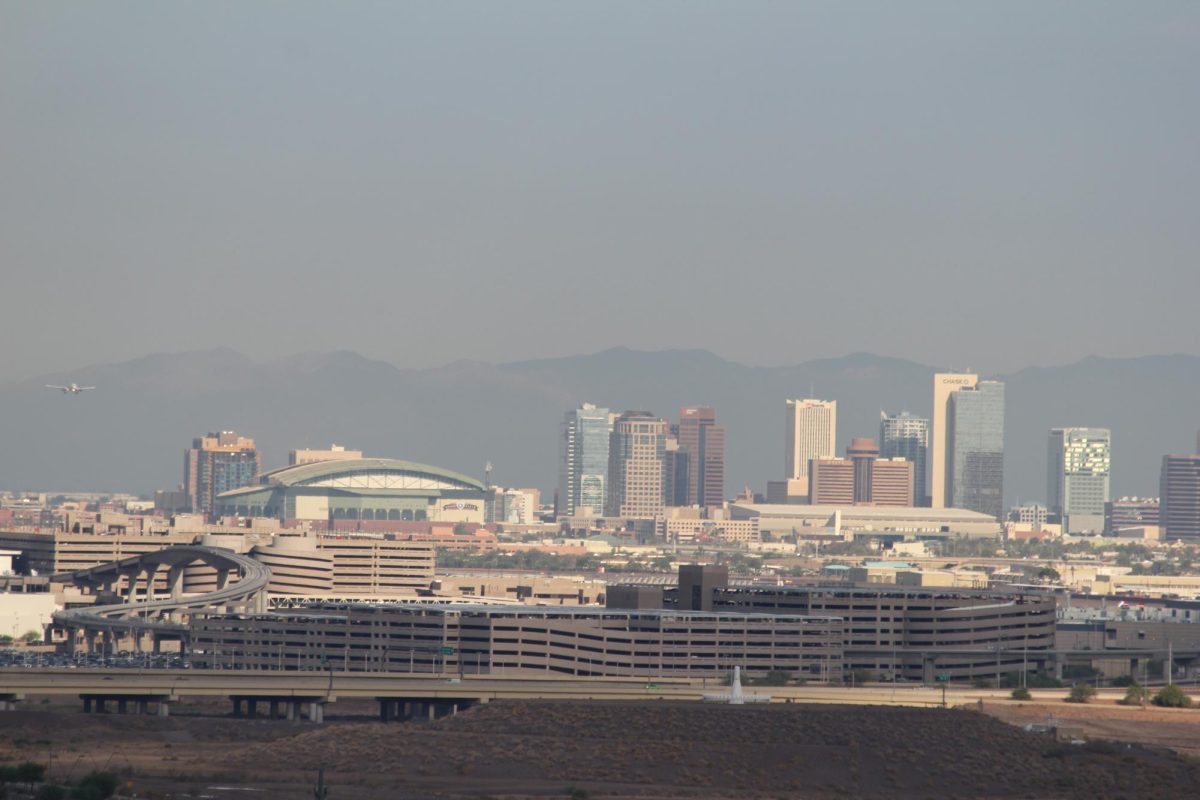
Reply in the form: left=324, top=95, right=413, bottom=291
left=947, top=380, right=1005, bottom=519
left=880, top=412, right=929, bottom=506
left=1161, top=454, right=1200, bottom=542
left=606, top=412, right=668, bottom=518
left=557, top=403, right=611, bottom=517
left=930, top=372, right=978, bottom=508
left=676, top=407, right=726, bottom=507
left=184, top=431, right=261, bottom=519
left=664, top=438, right=691, bottom=507
left=1047, top=428, right=1111, bottom=534
left=785, top=399, right=837, bottom=497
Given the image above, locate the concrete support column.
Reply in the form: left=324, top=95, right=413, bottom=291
left=83, top=697, right=93, bottom=714
left=286, top=702, right=297, bottom=721
left=117, top=699, right=128, bottom=714
left=269, top=700, right=279, bottom=719
left=247, top=700, right=257, bottom=719
left=307, top=702, right=324, bottom=723
left=215, top=569, right=230, bottom=590
left=96, top=698, right=107, bottom=714
left=427, top=703, right=435, bottom=721
left=157, top=701, right=170, bottom=718
left=379, top=700, right=392, bottom=723
left=232, top=698, right=243, bottom=717
left=138, top=700, right=148, bottom=715
left=167, top=565, right=185, bottom=599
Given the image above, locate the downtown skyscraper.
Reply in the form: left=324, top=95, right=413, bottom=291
left=930, top=372, right=977, bottom=508
left=880, top=411, right=929, bottom=506
left=1161, top=450, right=1200, bottom=543
left=557, top=403, right=611, bottom=517
left=947, top=380, right=1005, bottom=519
left=675, top=406, right=726, bottom=507
left=1047, top=427, right=1111, bottom=534
left=606, top=412, right=669, bottom=518
left=785, top=398, right=836, bottom=498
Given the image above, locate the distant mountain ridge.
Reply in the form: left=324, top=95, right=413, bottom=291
left=2, top=347, right=1197, bottom=508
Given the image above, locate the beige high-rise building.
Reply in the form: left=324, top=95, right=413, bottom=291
left=785, top=399, right=837, bottom=497
left=606, top=412, right=668, bottom=518
left=930, top=373, right=977, bottom=508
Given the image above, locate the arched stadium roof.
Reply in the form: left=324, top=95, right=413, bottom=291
left=255, top=458, right=485, bottom=492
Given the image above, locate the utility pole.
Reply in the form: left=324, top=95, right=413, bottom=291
left=313, top=767, right=329, bottom=800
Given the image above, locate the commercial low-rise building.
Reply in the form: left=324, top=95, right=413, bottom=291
left=729, top=503, right=1002, bottom=539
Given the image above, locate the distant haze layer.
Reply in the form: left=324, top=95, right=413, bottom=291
left=1, top=348, right=1195, bottom=509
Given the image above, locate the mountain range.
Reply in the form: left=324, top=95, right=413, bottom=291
left=2, top=347, right=1197, bottom=509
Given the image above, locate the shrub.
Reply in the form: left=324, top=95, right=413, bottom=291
left=35, top=786, right=67, bottom=800
left=1152, top=684, right=1193, bottom=709
left=64, top=771, right=119, bottom=800
left=1117, top=683, right=1149, bottom=706
left=1110, top=675, right=1137, bottom=687
left=1010, top=687, right=1031, bottom=701
left=748, top=670, right=791, bottom=687
left=1065, top=683, right=1096, bottom=704
left=15, top=761, right=46, bottom=788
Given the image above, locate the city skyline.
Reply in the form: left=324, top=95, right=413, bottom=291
left=1, top=345, right=1194, bottom=508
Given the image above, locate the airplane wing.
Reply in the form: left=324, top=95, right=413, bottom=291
left=79, top=386, right=96, bottom=391
left=45, top=385, right=68, bottom=390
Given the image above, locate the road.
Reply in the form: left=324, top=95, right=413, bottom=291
left=0, top=668, right=1137, bottom=708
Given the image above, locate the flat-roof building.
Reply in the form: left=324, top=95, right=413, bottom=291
left=729, top=502, right=1001, bottom=539
left=188, top=603, right=844, bottom=681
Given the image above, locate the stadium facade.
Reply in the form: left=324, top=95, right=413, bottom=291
left=215, top=458, right=488, bottom=525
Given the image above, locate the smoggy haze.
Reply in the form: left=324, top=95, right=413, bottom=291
left=2, top=3, right=1198, bottom=380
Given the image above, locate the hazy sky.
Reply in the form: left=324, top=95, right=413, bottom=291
left=2, top=2, right=1198, bottom=380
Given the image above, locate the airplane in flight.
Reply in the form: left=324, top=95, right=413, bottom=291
left=46, top=383, right=95, bottom=394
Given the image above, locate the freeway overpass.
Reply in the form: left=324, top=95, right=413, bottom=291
left=0, top=668, right=975, bottom=721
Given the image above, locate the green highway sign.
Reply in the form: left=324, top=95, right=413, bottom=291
left=936, top=673, right=951, bottom=682
left=440, top=646, right=455, bottom=655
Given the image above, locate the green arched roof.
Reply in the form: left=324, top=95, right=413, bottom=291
left=258, top=457, right=485, bottom=491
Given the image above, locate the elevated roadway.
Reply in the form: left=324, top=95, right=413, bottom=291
left=0, top=668, right=1051, bottom=711
left=52, top=546, right=270, bottom=646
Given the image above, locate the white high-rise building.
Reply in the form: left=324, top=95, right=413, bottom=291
left=785, top=399, right=837, bottom=498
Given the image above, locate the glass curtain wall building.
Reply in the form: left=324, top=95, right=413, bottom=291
left=880, top=412, right=929, bottom=506
left=948, top=381, right=1005, bottom=519
left=557, top=404, right=612, bottom=517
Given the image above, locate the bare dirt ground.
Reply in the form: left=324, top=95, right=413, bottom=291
left=983, top=698, right=1200, bottom=757
left=1, top=698, right=1198, bottom=799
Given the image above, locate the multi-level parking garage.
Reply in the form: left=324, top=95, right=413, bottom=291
left=643, top=567, right=1059, bottom=682
left=189, top=603, right=845, bottom=681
